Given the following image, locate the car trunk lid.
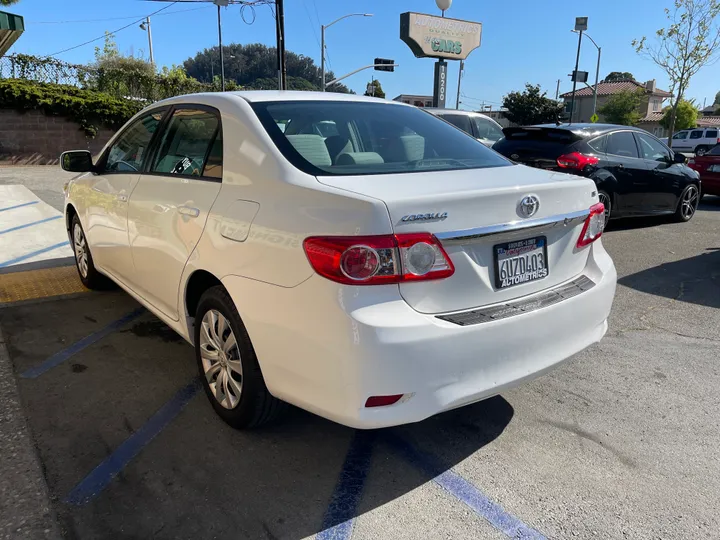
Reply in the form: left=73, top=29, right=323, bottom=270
left=318, top=165, right=599, bottom=314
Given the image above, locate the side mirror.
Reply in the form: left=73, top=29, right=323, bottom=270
left=673, top=153, right=686, bottom=164
left=60, top=150, right=93, bottom=173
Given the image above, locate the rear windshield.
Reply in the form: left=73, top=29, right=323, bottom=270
left=709, top=144, right=720, bottom=156
left=493, top=128, right=578, bottom=154
left=252, top=101, right=510, bottom=176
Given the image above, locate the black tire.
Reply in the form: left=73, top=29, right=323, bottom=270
left=70, top=215, right=112, bottom=290
left=695, top=145, right=709, bottom=157
left=597, top=190, right=612, bottom=224
left=673, top=184, right=700, bottom=223
left=194, top=286, right=286, bottom=429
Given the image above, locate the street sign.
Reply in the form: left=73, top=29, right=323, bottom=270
left=571, top=70, right=589, bottom=83
left=374, top=58, right=395, bottom=72
left=433, top=60, right=447, bottom=108
left=590, top=113, right=599, bottom=123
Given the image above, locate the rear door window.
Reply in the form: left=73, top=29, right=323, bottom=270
left=439, top=114, right=473, bottom=136
left=690, top=130, right=704, bottom=139
left=606, top=131, right=639, bottom=158
left=151, top=108, right=222, bottom=178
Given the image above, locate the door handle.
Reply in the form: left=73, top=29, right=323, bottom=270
left=178, top=206, right=200, bottom=218
left=117, top=194, right=128, bottom=202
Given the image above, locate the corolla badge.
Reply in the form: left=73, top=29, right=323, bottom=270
left=518, top=195, right=540, bottom=218
left=510, top=154, right=520, bottom=160
left=401, top=212, right=449, bottom=222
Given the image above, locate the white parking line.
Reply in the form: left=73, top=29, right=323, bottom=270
left=0, top=185, right=73, bottom=267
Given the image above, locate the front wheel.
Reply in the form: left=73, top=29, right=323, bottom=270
left=673, top=184, right=700, bottom=222
left=71, top=215, right=111, bottom=289
left=194, top=286, right=286, bottom=429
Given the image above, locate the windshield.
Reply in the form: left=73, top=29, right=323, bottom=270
left=252, top=101, right=510, bottom=176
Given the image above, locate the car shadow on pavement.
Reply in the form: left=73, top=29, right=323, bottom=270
left=605, top=216, right=672, bottom=232
left=618, top=248, right=720, bottom=309
left=1, top=291, right=516, bottom=540
left=700, top=195, right=720, bottom=211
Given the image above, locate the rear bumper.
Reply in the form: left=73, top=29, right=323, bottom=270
left=222, top=241, right=616, bottom=429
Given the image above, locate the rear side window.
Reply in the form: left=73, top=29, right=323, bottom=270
left=151, top=108, right=221, bottom=178
left=587, top=136, right=606, bottom=154
left=706, top=129, right=718, bottom=138
left=690, top=130, right=704, bottom=139
left=439, top=114, right=473, bottom=135
left=606, top=131, right=639, bottom=158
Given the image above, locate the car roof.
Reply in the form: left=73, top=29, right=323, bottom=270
left=530, top=123, right=643, bottom=137
left=425, top=108, right=494, bottom=120
left=152, top=90, right=409, bottom=108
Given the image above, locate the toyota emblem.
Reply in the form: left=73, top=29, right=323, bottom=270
left=519, top=195, right=540, bottom=218
left=510, top=154, right=520, bottom=160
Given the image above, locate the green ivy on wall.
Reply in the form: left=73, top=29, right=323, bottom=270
left=0, top=79, right=144, bottom=137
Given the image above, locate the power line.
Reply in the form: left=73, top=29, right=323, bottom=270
left=34, top=6, right=210, bottom=25
left=46, top=2, right=179, bottom=58
left=302, top=2, right=321, bottom=49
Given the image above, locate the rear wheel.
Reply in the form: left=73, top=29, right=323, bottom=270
left=194, top=286, right=286, bottom=429
left=598, top=190, right=612, bottom=225
left=674, top=184, right=700, bottom=222
left=695, top=145, right=709, bottom=156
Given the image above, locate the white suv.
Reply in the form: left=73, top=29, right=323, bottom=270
left=61, top=92, right=616, bottom=429
left=670, top=127, right=719, bottom=155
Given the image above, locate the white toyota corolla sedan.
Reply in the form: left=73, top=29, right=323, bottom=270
left=61, top=91, right=616, bottom=429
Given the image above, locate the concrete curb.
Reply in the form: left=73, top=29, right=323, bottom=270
left=0, top=327, right=62, bottom=540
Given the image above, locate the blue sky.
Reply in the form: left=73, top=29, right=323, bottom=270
left=7, top=0, right=719, bottom=109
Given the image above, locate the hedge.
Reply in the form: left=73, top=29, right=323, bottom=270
left=0, top=79, right=144, bottom=137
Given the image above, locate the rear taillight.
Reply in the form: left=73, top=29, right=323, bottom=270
left=557, top=152, right=599, bottom=170
left=576, top=202, right=605, bottom=248
left=303, top=233, right=455, bottom=285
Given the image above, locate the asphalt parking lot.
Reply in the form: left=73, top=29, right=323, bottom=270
left=1, top=169, right=719, bottom=539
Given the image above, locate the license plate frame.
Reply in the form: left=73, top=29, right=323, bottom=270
left=493, top=236, right=549, bottom=290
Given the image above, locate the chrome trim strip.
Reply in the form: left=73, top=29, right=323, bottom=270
left=436, top=209, right=590, bottom=245
left=436, top=275, right=596, bottom=327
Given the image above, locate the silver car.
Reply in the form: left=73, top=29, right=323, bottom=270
left=426, top=109, right=505, bottom=147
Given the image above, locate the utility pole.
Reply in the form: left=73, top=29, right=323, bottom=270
left=555, top=79, right=561, bottom=100
left=276, top=0, right=287, bottom=90
left=217, top=4, right=225, bottom=91
left=455, top=60, right=464, bottom=109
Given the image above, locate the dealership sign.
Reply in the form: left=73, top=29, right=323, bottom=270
left=400, top=12, right=482, bottom=61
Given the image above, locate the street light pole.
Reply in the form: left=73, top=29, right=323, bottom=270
left=321, top=13, right=373, bottom=92
left=139, top=17, right=154, bottom=65
left=572, top=30, right=601, bottom=118
left=569, top=29, right=582, bottom=124
left=455, top=60, right=464, bottom=109
left=217, top=4, right=225, bottom=91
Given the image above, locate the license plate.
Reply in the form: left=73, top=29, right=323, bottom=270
left=494, top=236, right=549, bottom=289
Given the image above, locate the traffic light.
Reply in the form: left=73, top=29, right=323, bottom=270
left=374, top=58, right=395, bottom=72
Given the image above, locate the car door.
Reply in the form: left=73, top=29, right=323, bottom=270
left=603, top=130, right=649, bottom=214
left=127, top=105, right=223, bottom=321
left=84, top=108, right=168, bottom=281
left=670, top=130, right=690, bottom=152
left=634, top=132, right=683, bottom=211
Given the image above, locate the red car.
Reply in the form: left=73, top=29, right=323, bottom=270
left=688, top=144, right=720, bottom=197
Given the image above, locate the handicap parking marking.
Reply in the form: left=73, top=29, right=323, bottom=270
left=64, top=378, right=202, bottom=506
left=20, top=307, right=145, bottom=379
left=0, top=185, right=73, bottom=268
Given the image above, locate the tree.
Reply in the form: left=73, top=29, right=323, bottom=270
left=604, top=71, right=635, bottom=82
left=715, top=90, right=720, bottom=104
left=0, top=0, right=20, bottom=5
left=183, top=43, right=352, bottom=93
left=502, top=83, right=564, bottom=125
left=660, top=99, right=698, bottom=130
left=597, top=89, right=645, bottom=125
left=364, top=79, right=385, bottom=98
left=633, top=0, right=720, bottom=139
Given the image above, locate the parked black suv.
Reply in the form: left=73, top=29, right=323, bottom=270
left=493, top=124, right=701, bottom=222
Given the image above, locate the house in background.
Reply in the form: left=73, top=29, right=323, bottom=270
left=393, top=94, right=433, bottom=107
left=560, top=79, right=672, bottom=137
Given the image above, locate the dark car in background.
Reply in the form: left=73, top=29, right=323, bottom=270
left=688, top=143, right=720, bottom=197
left=493, top=124, right=701, bottom=223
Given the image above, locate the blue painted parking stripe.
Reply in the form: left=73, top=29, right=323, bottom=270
left=20, top=308, right=145, bottom=379
left=316, top=431, right=376, bottom=540
left=386, top=434, right=546, bottom=540
left=64, top=379, right=202, bottom=506
left=0, top=201, right=39, bottom=213
left=0, top=215, right=62, bottom=235
left=0, top=241, right=71, bottom=268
